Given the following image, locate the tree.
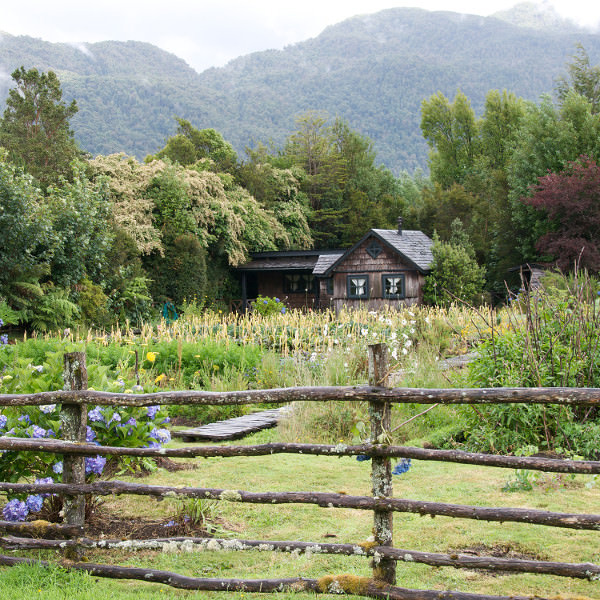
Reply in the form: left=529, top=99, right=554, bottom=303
left=524, top=156, right=600, bottom=271
left=154, top=119, right=238, bottom=173
left=420, top=90, right=479, bottom=188
left=423, top=221, right=486, bottom=307
left=0, top=67, right=80, bottom=188
left=0, top=152, right=52, bottom=306
left=556, top=44, right=600, bottom=114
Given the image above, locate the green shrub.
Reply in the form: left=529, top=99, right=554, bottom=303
left=465, top=270, right=600, bottom=458
left=253, top=295, right=286, bottom=316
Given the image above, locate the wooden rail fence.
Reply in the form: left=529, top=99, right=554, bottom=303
left=0, top=346, right=599, bottom=599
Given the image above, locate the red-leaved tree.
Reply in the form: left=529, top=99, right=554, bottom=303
left=524, top=155, right=600, bottom=271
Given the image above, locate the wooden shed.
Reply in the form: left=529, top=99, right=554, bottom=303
left=236, top=220, right=433, bottom=312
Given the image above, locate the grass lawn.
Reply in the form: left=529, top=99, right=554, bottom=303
left=0, top=426, right=598, bottom=600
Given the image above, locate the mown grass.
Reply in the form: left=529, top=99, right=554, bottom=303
left=1, top=302, right=599, bottom=598
left=1, top=425, right=598, bottom=599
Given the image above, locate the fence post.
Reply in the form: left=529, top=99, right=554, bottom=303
left=367, top=343, right=395, bottom=584
left=61, top=352, right=88, bottom=559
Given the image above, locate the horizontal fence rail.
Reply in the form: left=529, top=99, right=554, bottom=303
left=1, top=386, right=600, bottom=407
left=0, top=347, right=598, bottom=600
left=1, top=437, right=599, bottom=474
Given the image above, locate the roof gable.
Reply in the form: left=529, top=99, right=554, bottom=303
left=322, top=229, right=433, bottom=276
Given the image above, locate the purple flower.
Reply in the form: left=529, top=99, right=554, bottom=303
left=86, top=426, right=96, bottom=443
left=161, top=417, right=170, bottom=424
left=30, top=425, right=47, bottom=439
left=126, top=417, right=137, bottom=427
left=52, top=461, right=63, bottom=474
left=281, top=307, right=286, bottom=314
left=88, top=407, right=104, bottom=422
left=85, top=455, right=106, bottom=476
left=356, top=455, right=371, bottom=462
left=0, top=415, right=7, bottom=430
left=109, top=412, right=121, bottom=424
left=46, top=428, right=56, bottom=438
left=25, top=494, right=44, bottom=513
left=39, top=404, right=56, bottom=414
left=0, top=334, right=7, bottom=346
left=146, top=440, right=161, bottom=449
left=146, top=405, right=160, bottom=420
left=35, top=477, right=55, bottom=498
left=18, top=415, right=31, bottom=425
left=3, top=499, right=29, bottom=521
left=151, top=428, right=171, bottom=444
left=163, top=520, right=176, bottom=527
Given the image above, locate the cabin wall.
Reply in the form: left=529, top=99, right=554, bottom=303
left=254, top=272, right=317, bottom=310
left=330, top=237, right=425, bottom=311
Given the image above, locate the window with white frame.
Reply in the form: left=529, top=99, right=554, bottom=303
left=382, top=273, right=405, bottom=299
left=347, top=275, right=369, bottom=299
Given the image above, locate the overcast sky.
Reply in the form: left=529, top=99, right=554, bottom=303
left=3, top=1, right=600, bottom=73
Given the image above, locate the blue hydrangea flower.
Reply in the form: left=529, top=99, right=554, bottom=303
left=30, top=425, right=47, bottom=438
left=35, top=477, right=55, bottom=498
left=18, top=414, right=31, bottom=425
left=0, top=415, right=7, bottom=430
left=52, top=461, right=63, bottom=474
left=281, top=307, right=286, bottom=314
left=39, top=404, right=56, bottom=414
left=146, top=405, right=160, bottom=420
left=3, top=499, right=29, bottom=521
left=0, top=334, right=7, bottom=346
left=356, top=455, right=371, bottom=462
left=86, top=426, right=96, bottom=443
left=25, top=494, right=44, bottom=513
left=109, top=412, right=121, bottom=424
left=392, top=458, right=411, bottom=475
left=152, top=428, right=171, bottom=444
left=88, top=407, right=104, bottom=422
left=85, top=455, right=106, bottom=476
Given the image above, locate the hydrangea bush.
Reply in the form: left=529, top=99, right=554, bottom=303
left=0, top=350, right=171, bottom=521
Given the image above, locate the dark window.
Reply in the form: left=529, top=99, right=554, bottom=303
left=366, top=240, right=383, bottom=259
left=283, top=273, right=314, bottom=293
left=347, top=275, right=369, bottom=299
left=325, top=277, right=334, bottom=295
left=382, top=274, right=405, bottom=299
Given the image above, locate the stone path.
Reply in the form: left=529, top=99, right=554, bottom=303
left=172, top=408, right=287, bottom=442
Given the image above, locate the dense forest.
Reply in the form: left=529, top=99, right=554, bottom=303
left=1, top=5, right=600, bottom=172
left=2, top=34, right=600, bottom=333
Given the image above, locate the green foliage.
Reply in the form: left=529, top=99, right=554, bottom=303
left=0, top=154, right=52, bottom=298
left=155, top=119, right=238, bottom=173
left=0, top=67, right=80, bottom=188
left=421, top=90, right=479, bottom=188
left=466, top=270, right=600, bottom=457
left=423, top=224, right=486, bottom=307
left=45, top=164, right=114, bottom=288
left=252, top=295, right=286, bottom=316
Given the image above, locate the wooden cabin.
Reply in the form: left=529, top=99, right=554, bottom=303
left=236, top=219, right=433, bottom=312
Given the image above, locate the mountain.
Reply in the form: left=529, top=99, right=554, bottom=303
left=1, top=6, right=600, bottom=173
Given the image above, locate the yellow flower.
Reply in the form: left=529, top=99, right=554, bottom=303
left=146, top=351, right=157, bottom=363
left=213, top=364, right=220, bottom=370
left=155, top=373, right=166, bottom=384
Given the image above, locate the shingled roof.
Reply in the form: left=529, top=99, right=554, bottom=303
left=320, top=229, right=433, bottom=276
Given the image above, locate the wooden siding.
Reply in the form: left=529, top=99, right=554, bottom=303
left=331, top=236, right=425, bottom=311
left=256, top=272, right=317, bottom=310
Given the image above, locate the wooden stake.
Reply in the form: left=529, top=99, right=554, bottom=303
left=368, top=343, right=395, bottom=584
left=61, top=352, right=88, bottom=559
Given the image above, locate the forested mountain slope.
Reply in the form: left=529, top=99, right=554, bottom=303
left=1, top=5, right=599, bottom=171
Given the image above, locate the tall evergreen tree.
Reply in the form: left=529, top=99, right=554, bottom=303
left=0, top=67, right=80, bottom=188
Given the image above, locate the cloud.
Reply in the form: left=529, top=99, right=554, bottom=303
left=65, top=41, right=94, bottom=59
